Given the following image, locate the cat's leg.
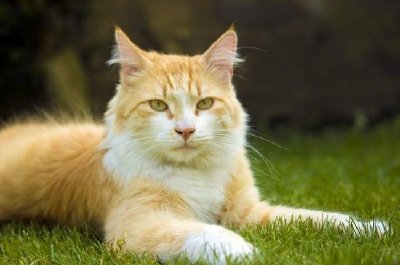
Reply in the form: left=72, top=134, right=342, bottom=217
left=260, top=204, right=388, bottom=235
left=221, top=155, right=389, bottom=235
left=104, top=210, right=255, bottom=264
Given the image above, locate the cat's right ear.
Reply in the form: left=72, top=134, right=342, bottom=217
left=107, top=27, right=150, bottom=78
left=200, top=27, right=242, bottom=83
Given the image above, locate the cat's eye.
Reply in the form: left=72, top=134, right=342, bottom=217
left=149, top=100, right=168, bottom=111
left=197, top=98, right=214, bottom=110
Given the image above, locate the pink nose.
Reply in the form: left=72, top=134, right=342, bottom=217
left=175, top=127, right=195, bottom=141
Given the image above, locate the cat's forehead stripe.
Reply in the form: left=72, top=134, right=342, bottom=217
left=195, top=78, right=202, bottom=97
left=166, top=73, right=174, bottom=91
left=187, top=63, right=193, bottom=95
left=162, top=83, right=167, bottom=98
left=160, top=72, right=202, bottom=97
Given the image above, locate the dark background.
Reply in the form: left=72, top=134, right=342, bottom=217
left=1, top=0, right=399, bottom=131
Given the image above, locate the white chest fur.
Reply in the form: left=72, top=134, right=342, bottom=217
left=103, top=150, right=231, bottom=223
left=123, top=163, right=231, bottom=223
left=162, top=167, right=231, bottom=223
left=102, top=130, right=235, bottom=223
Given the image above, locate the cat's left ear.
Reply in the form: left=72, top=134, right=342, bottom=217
left=108, top=27, right=151, bottom=78
left=201, top=27, right=242, bottom=83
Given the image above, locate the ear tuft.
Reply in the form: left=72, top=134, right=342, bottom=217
left=107, top=27, right=149, bottom=77
left=201, top=28, right=242, bottom=82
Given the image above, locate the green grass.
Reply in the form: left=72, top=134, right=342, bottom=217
left=1, top=119, right=400, bottom=264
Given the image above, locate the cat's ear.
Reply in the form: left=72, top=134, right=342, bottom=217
left=201, top=27, right=242, bottom=82
left=108, top=27, right=150, bottom=77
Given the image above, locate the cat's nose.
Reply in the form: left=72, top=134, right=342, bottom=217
left=175, top=127, right=196, bottom=141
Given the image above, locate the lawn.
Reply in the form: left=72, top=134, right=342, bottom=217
left=1, top=119, right=399, bottom=264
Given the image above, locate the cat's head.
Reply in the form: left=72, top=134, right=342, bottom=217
left=104, top=27, right=247, bottom=171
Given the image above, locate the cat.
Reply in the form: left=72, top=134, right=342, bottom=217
left=0, top=26, right=389, bottom=264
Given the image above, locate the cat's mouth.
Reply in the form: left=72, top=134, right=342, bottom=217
left=174, top=143, right=196, bottom=151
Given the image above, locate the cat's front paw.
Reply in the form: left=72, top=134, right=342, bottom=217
left=351, top=219, right=391, bottom=236
left=182, top=225, right=255, bottom=265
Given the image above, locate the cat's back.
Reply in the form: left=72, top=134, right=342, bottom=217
left=0, top=121, right=105, bottom=166
left=0, top=121, right=104, bottom=141
left=0, top=121, right=114, bottom=224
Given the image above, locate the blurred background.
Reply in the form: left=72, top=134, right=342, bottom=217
left=1, top=0, right=399, bottom=131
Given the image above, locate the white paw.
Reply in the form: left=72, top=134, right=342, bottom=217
left=351, top=219, right=391, bottom=236
left=182, top=225, right=255, bottom=265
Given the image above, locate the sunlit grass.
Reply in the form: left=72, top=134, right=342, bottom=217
left=1, top=119, right=399, bottom=264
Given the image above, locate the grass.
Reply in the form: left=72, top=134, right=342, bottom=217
left=1, top=119, right=400, bottom=264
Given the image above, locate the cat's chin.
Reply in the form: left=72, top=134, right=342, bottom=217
left=157, top=145, right=219, bottom=168
left=173, top=143, right=197, bottom=151
left=165, top=146, right=202, bottom=163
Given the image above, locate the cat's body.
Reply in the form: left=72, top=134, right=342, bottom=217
left=0, top=27, right=388, bottom=264
left=0, top=123, right=112, bottom=226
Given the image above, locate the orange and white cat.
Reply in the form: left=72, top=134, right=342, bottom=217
left=0, top=27, right=388, bottom=264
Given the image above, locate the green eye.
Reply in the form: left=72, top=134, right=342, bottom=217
left=197, top=97, right=214, bottom=110
left=149, top=100, right=168, bottom=111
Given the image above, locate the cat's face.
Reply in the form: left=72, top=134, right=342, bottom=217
left=105, top=28, right=246, bottom=167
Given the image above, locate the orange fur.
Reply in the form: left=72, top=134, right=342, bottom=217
left=0, top=28, right=388, bottom=264
left=0, top=122, right=118, bottom=227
